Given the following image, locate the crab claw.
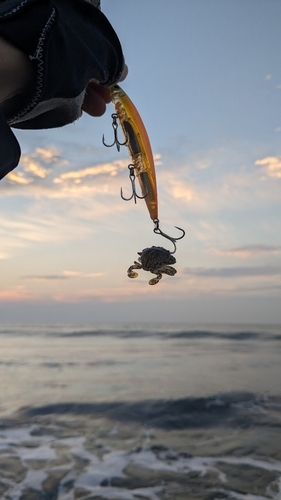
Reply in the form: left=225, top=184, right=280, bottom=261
left=127, top=261, right=142, bottom=279
left=128, top=270, right=138, bottom=279
left=148, top=276, right=162, bottom=285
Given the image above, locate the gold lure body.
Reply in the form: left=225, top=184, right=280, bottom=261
left=109, top=84, right=158, bottom=221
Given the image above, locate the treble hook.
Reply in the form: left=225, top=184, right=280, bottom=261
left=102, top=113, right=128, bottom=152
left=153, top=218, right=185, bottom=254
left=121, top=164, right=147, bottom=204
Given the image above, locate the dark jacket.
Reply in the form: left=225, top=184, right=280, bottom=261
left=0, top=0, right=124, bottom=179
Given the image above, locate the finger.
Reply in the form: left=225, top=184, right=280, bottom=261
left=86, top=82, right=111, bottom=103
left=82, top=86, right=107, bottom=116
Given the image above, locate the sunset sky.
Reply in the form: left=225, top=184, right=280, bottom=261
left=1, top=0, right=281, bottom=324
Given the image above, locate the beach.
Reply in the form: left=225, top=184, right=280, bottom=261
left=0, top=323, right=280, bottom=499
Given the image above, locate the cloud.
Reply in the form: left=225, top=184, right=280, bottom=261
left=34, top=147, right=64, bottom=163
left=21, top=275, right=69, bottom=282
left=255, top=156, right=281, bottom=178
left=0, top=286, right=37, bottom=302
left=193, top=157, right=212, bottom=170
left=0, top=211, right=97, bottom=265
left=168, top=179, right=194, bottom=202
left=21, top=271, right=105, bottom=281
left=0, top=252, right=9, bottom=260
left=62, top=270, right=105, bottom=278
left=22, top=146, right=66, bottom=167
left=6, top=171, right=33, bottom=185
left=3, top=143, right=281, bottom=221
left=21, top=159, right=50, bottom=179
left=5, top=146, right=67, bottom=185
left=53, top=161, right=124, bottom=183
left=0, top=152, right=136, bottom=258
left=153, top=154, right=162, bottom=166
left=215, top=245, right=281, bottom=258
left=3, top=144, right=129, bottom=204
left=184, top=265, right=281, bottom=278
left=51, top=282, right=166, bottom=303
left=157, top=148, right=281, bottom=218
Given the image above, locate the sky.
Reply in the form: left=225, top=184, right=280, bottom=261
left=0, top=0, right=281, bottom=324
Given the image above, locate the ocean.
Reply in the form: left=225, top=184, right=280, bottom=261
left=0, top=323, right=280, bottom=500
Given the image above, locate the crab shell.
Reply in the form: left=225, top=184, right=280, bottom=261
left=138, top=246, right=176, bottom=272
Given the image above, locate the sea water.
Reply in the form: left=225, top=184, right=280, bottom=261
left=0, top=323, right=281, bottom=499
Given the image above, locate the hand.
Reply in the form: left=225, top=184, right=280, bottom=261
left=82, top=63, right=128, bottom=117
left=0, top=36, right=33, bottom=106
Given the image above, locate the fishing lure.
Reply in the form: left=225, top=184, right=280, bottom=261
left=103, top=85, right=157, bottom=220
left=103, top=84, right=185, bottom=285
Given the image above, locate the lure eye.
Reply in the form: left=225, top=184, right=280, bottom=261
left=123, top=120, right=141, bottom=156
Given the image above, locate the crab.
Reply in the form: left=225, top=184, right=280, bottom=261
left=127, top=245, right=177, bottom=285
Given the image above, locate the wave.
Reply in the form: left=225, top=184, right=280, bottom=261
left=18, top=392, right=281, bottom=430
left=0, top=322, right=280, bottom=341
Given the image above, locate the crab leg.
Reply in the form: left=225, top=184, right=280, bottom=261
left=148, top=272, right=163, bottom=286
left=127, top=261, right=142, bottom=279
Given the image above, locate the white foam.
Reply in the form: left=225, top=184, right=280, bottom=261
left=217, top=490, right=272, bottom=500
left=5, top=470, right=48, bottom=500
left=16, top=443, right=57, bottom=461
left=1, top=426, right=280, bottom=500
left=61, top=484, right=163, bottom=500
left=23, top=469, right=48, bottom=490
left=76, top=450, right=129, bottom=487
